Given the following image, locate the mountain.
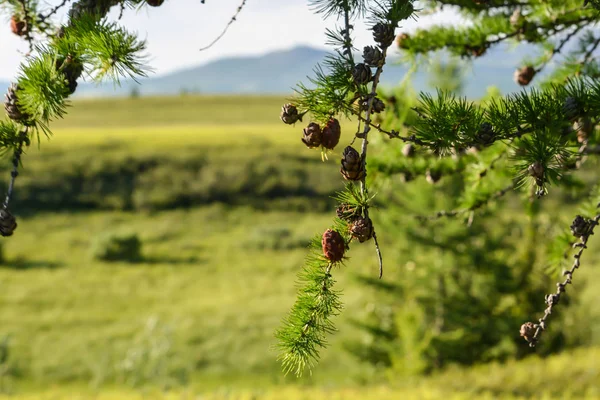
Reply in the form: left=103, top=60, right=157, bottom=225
left=2, top=44, right=543, bottom=100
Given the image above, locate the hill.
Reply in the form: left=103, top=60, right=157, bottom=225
left=0, top=44, right=542, bottom=99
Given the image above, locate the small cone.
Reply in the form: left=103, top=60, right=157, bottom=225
left=352, top=63, right=372, bottom=85
left=340, top=146, right=365, bottom=181
left=322, top=229, right=345, bottom=262
left=336, top=203, right=360, bottom=222
left=4, top=83, right=31, bottom=123
left=302, top=122, right=322, bottom=148
left=146, top=0, right=164, bottom=5
left=372, top=23, right=395, bottom=48
left=280, top=103, right=303, bottom=125
left=520, top=322, right=536, bottom=343
left=321, top=118, right=341, bottom=150
left=528, top=161, right=544, bottom=186
left=514, top=66, right=536, bottom=86
left=10, top=16, right=26, bottom=36
left=350, top=217, right=374, bottom=243
left=363, top=46, right=384, bottom=67
left=0, top=209, right=17, bottom=237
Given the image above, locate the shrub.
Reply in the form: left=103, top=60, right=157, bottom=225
left=91, top=232, right=143, bottom=262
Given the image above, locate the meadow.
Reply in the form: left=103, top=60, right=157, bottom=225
left=0, top=95, right=598, bottom=399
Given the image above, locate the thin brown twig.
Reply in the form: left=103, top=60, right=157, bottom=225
left=37, top=0, right=71, bottom=25
left=582, top=34, right=600, bottom=64
left=17, top=0, right=35, bottom=53
left=535, top=24, right=585, bottom=74
left=199, top=0, right=246, bottom=51
left=524, top=209, right=600, bottom=347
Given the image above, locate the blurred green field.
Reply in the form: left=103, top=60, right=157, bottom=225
left=0, top=95, right=598, bottom=399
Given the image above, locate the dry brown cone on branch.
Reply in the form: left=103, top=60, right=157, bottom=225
left=336, top=203, right=361, bottom=222
left=520, top=322, right=536, bottom=343
left=10, top=16, right=26, bottom=37
left=146, top=0, right=165, bottom=6
left=280, top=103, right=304, bottom=125
left=372, top=22, right=395, bottom=48
left=350, top=217, right=374, bottom=243
left=528, top=161, right=545, bottom=186
left=302, top=122, right=322, bottom=148
left=341, top=146, right=365, bottom=181
left=0, top=209, right=17, bottom=237
left=322, top=229, right=345, bottom=263
left=321, top=118, right=341, bottom=150
left=352, top=63, right=372, bottom=85
left=4, top=83, right=31, bottom=123
left=514, top=66, right=536, bottom=86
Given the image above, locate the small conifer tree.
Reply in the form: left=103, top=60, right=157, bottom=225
left=276, top=0, right=600, bottom=376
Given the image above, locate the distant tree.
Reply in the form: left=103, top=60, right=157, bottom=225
left=276, top=0, right=600, bottom=377
left=130, top=86, right=141, bottom=98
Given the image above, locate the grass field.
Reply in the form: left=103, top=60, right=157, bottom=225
left=0, top=95, right=598, bottom=399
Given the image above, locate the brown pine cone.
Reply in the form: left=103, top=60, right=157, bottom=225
left=514, top=66, right=536, bottom=86
left=570, top=215, right=591, bottom=237
left=322, top=229, right=345, bottom=262
left=321, top=118, right=341, bottom=150
left=146, top=0, right=164, bottom=6
left=372, top=23, right=395, bottom=48
left=280, top=103, right=303, bottom=125
left=363, top=46, right=384, bottom=67
left=336, top=203, right=360, bottom=222
left=520, top=322, right=536, bottom=343
left=340, top=146, right=365, bottom=181
left=350, top=217, right=374, bottom=243
left=302, top=122, right=322, bottom=148
left=0, top=209, right=17, bottom=237
left=4, top=83, right=31, bottom=123
left=10, top=16, right=26, bottom=37
left=527, top=161, right=544, bottom=186
left=359, top=97, right=385, bottom=113
left=352, top=63, right=372, bottom=85
left=476, top=122, right=496, bottom=146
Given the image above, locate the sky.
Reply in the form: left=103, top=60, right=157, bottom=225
left=0, top=0, right=459, bottom=81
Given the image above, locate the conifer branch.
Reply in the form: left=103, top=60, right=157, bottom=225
left=415, top=183, right=515, bottom=221
left=521, top=208, right=600, bottom=347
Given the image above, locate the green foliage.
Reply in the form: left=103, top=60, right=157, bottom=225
left=91, top=231, right=143, bottom=262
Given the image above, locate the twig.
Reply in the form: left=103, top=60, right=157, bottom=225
left=373, top=231, right=383, bottom=279
left=199, top=0, right=247, bottom=51
left=3, top=130, right=26, bottom=210
left=415, top=183, right=515, bottom=221
left=535, top=24, right=585, bottom=74
left=582, top=34, right=600, bottom=64
left=37, top=0, right=71, bottom=25
left=17, top=0, right=35, bottom=53
left=523, top=209, right=600, bottom=347
left=357, top=41, right=389, bottom=278
left=342, top=6, right=355, bottom=66
left=354, top=113, right=427, bottom=144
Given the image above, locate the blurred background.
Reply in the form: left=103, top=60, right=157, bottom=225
left=0, top=1, right=599, bottom=399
